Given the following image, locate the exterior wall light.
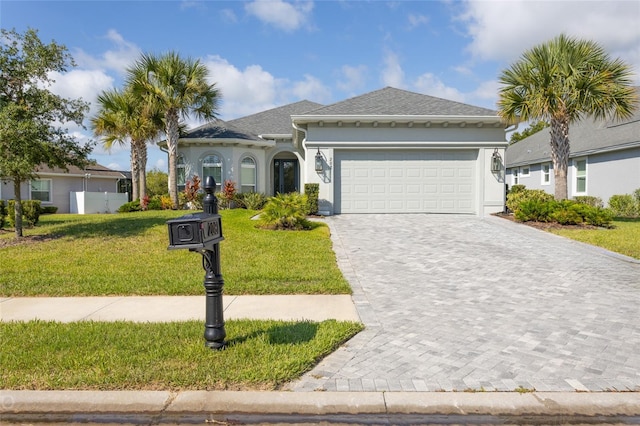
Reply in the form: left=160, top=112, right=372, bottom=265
left=315, top=148, right=323, bottom=172
left=491, top=148, right=502, bottom=173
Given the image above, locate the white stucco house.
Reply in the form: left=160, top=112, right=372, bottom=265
left=172, top=87, right=508, bottom=216
left=505, top=99, right=640, bottom=205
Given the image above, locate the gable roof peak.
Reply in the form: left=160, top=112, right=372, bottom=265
left=304, top=86, right=497, bottom=117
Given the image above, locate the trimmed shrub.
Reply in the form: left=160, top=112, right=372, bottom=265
left=506, top=187, right=554, bottom=216
left=0, top=199, right=6, bottom=229
left=550, top=206, right=583, bottom=225
left=41, top=206, right=59, bottom=214
left=159, top=195, right=173, bottom=210
left=257, top=193, right=311, bottom=230
left=118, top=200, right=142, bottom=213
left=514, top=199, right=557, bottom=222
left=573, top=196, right=603, bottom=208
left=7, top=200, right=42, bottom=227
left=304, top=183, right=320, bottom=215
left=608, top=194, right=638, bottom=217
left=236, top=192, right=267, bottom=210
left=582, top=206, right=614, bottom=227
left=146, top=196, right=163, bottom=211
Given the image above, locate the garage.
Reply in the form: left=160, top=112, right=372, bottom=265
left=335, top=149, right=478, bottom=214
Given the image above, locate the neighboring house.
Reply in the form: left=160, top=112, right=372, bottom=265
left=169, top=87, right=508, bottom=216
left=505, top=104, right=640, bottom=206
left=0, top=164, right=131, bottom=214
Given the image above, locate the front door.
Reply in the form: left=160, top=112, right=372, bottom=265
left=274, top=159, right=299, bottom=194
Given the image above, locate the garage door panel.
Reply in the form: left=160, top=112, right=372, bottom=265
left=336, top=150, right=477, bottom=214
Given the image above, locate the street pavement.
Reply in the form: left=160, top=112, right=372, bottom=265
left=2, top=213, right=640, bottom=420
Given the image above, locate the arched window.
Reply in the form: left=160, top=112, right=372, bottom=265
left=202, top=154, right=223, bottom=190
left=177, top=154, right=186, bottom=191
left=240, top=157, right=256, bottom=193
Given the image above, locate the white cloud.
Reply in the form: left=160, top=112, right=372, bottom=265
left=458, top=0, right=640, bottom=76
left=220, top=8, right=238, bottom=23
left=291, top=74, right=332, bottom=103
left=49, top=69, right=114, bottom=103
left=381, top=50, right=406, bottom=88
left=336, top=64, right=368, bottom=93
left=72, top=29, right=141, bottom=75
left=245, top=0, right=314, bottom=32
left=413, top=73, right=465, bottom=103
left=204, top=55, right=280, bottom=118
left=408, top=13, right=429, bottom=30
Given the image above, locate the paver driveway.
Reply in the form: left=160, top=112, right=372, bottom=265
left=288, top=214, right=640, bottom=392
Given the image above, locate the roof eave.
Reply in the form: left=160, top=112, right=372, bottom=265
left=291, top=114, right=504, bottom=126
left=178, top=138, right=275, bottom=148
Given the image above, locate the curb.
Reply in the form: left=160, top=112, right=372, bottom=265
left=2, top=390, right=639, bottom=417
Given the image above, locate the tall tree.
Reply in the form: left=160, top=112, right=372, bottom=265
left=91, top=88, right=163, bottom=202
left=509, top=120, right=549, bottom=144
left=0, top=28, right=93, bottom=237
left=498, top=34, right=637, bottom=200
left=127, top=52, right=220, bottom=209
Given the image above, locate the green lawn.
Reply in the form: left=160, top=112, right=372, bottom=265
left=0, top=319, right=363, bottom=390
left=0, top=209, right=352, bottom=296
left=549, top=218, right=640, bottom=260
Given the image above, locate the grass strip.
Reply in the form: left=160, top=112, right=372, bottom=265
left=0, top=319, right=363, bottom=390
left=0, top=209, right=352, bottom=296
left=549, top=218, right=640, bottom=260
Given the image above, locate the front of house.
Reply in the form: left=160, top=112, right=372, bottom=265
left=505, top=104, right=640, bottom=205
left=173, top=87, right=508, bottom=216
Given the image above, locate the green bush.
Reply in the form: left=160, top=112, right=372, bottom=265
left=0, top=199, right=6, bottom=229
left=6, top=200, right=42, bottom=227
left=573, top=196, right=603, bottom=208
left=582, top=206, right=614, bottom=227
left=118, top=200, right=142, bottom=213
left=514, top=199, right=557, bottom=222
left=508, top=184, right=527, bottom=194
left=0, top=199, right=6, bottom=228
left=257, top=193, right=311, bottom=230
left=304, top=183, right=320, bottom=215
left=513, top=198, right=613, bottom=228
left=236, top=192, right=267, bottom=210
left=506, top=187, right=554, bottom=215
left=608, top=194, right=638, bottom=217
left=146, top=196, right=163, bottom=211
left=41, top=206, right=59, bottom=214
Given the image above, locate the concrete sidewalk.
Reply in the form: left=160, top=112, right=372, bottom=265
left=0, top=295, right=360, bottom=323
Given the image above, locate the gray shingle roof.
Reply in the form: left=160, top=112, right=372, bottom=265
left=182, top=119, right=260, bottom=141
left=35, top=163, right=126, bottom=178
left=506, top=106, right=640, bottom=167
left=228, top=100, right=323, bottom=135
left=303, top=87, right=497, bottom=116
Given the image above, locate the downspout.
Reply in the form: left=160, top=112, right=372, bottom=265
left=291, top=120, right=309, bottom=154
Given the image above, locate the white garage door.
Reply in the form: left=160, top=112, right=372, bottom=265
left=335, top=150, right=477, bottom=214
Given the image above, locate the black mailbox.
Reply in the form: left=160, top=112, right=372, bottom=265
left=167, top=212, right=223, bottom=251
left=166, top=176, right=227, bottom=350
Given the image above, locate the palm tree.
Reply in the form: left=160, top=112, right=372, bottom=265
left=498, top=34, right=637, bottom=200
left=91, top=88, right=162, bottom=202
left=127, top=52, right=221, bottom=209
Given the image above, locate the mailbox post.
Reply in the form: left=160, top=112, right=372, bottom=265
left=167, top=176, right=226, bottom=349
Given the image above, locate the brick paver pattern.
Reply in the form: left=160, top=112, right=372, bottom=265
left=287, top=214, right=640, bottom=393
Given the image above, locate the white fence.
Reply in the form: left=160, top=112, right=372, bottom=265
left=70, top=191, right=128, bottom=214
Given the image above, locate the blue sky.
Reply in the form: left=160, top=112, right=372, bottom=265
left=2, top=0, right=639, bottom=172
